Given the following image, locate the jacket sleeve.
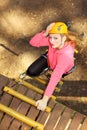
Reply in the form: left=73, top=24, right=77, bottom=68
left=44, top=54, right=74, bottom=98
left=29, top=31, right=49, bottom=47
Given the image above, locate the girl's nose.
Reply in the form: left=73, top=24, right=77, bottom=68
left=51, top=38, right=54, bottom=43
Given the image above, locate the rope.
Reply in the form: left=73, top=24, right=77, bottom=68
left=0, top=43, right=19, bottom=56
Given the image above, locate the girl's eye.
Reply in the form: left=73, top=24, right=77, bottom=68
left=54, top=37, right=58, bottom=40
left=49, top=36, right=52, bottom=39
left=49, top=37, right=58, bottom=40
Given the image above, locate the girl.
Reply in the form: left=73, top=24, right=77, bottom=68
left=26, top=22, right=76, bottom=111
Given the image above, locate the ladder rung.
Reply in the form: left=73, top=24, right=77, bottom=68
left=0, top=103, right=44, bottom=130
left=15, top=78, right=57, bottom=101
left=3, top=86, right=51, bottom=113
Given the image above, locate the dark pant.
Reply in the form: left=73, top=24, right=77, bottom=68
left=26, top=53, right=49, bottom=77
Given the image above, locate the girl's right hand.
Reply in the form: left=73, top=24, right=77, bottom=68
left=44, top=22, right=55, bottom=36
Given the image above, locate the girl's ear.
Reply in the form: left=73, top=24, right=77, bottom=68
left=63, top=35, right=67, bottom=42
left=61, top=35, right=67, bottom=45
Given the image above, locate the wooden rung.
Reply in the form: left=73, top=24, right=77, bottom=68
left=3, top=86, right=51, bottom=113
left=15, top=78, right=56, bottom=100
left=0, top=103, right=44, bottom=130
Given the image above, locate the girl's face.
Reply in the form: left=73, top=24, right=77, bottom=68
left=49, top=34, right=66, bottom=49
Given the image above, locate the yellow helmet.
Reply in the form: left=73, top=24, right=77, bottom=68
left=48, top=22, right=68, bottom=34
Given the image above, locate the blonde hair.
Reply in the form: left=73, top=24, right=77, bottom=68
left=65, top=31, right=85, bottom=50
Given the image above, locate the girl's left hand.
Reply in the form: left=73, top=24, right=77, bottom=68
left=36, top=99, right=47, bottom=111
left=36, top=95, right=49, bottom=111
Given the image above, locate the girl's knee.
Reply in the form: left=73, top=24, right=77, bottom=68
left=26, top=67, right=36, bottom=77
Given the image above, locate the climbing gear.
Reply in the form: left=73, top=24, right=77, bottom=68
left=18, top=72, right=27, bottom=80
left=48, top=22, right=68, bottom=34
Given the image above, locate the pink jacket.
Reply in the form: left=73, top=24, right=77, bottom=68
left=29, top=31, right=74, bottom=97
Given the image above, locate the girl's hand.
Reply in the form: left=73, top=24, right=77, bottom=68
left=44, top=22, right=55, bottom=36
left=36, top=95, right=49, bottom=111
